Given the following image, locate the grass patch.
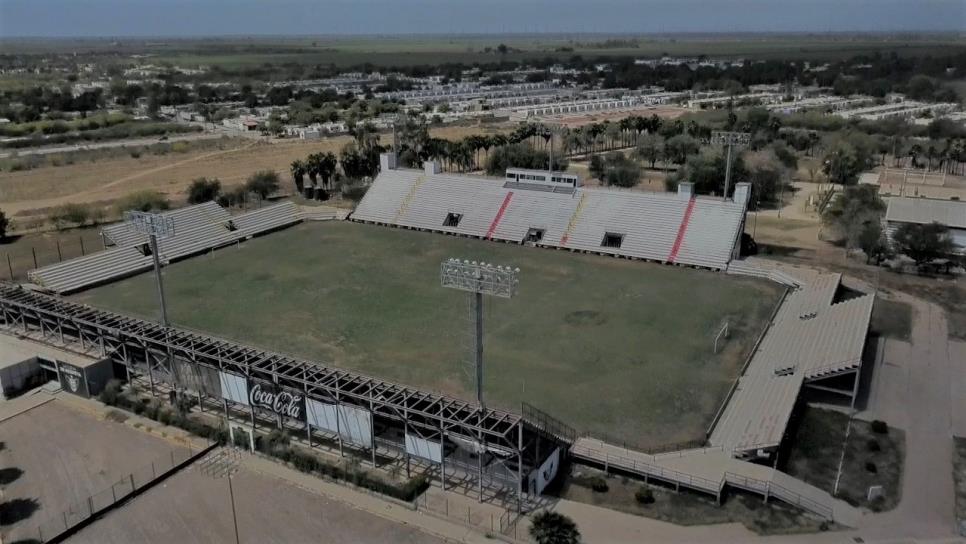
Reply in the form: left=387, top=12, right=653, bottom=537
left=74, top=221, right=781, bottom=447
left=559, top=467, right=834, bottom=535
left=784, top=406, right=904, bottom=512
left=870, top=298, right=913, bottom=341
left=954, top=437, right=966, bottom=530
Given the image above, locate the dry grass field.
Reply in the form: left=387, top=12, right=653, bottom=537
left=75, top=221, right=782, bottom=447
left=0, top=124, right=508, bottom=230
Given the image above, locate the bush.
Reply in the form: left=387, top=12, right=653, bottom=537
left=870, top=420, right=889, bottom=434
left=530, top=511, right=580, bottom=544
left=50, top=203, right=94, bottom=229
left=589, top=476, right=609, bottom=492
left=245, top=170, right=280, bottom=199
left=342, top=185, right=368, bottom=203
left=187, top=177, right=222, bottom=204
left=866, top=438, right=881, bottom=452
left=635, top=486, right=655, bottom=504
left=114, top=190, right=170, bottom=214
left=865, top=461, right=878, bottom=473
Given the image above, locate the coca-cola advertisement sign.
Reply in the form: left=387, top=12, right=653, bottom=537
left=247, top=381, right=305, bottom=422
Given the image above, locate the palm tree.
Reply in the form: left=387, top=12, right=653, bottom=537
left=318, top=152, right=338, bottom=189
left=290, top=159, right=307, bottom=193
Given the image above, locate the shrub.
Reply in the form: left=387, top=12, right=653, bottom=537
left=50, top=203, right=93, bottom=229
left=589, top=476, right=609, bottom=492
left=530, top=511, right=580, bottom=544
left=114, top=190, right=170, bottom=213
left=187, top=177, right=222, bottom=204
left=866, top=438, right=881, bottom=452
left=342, top=185, right=368, bottom=203
left=635, top=486, right=655, bottom=504
left=130, top=150, right=141, bottom=159
left=870, top=420, right=889, bottom=434
left=245, top=170, right=280, bottom=199
left=865, top=461, right=877, bottom=473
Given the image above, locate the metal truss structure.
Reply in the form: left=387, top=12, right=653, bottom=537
left=0, top=283, right=569, bottom=507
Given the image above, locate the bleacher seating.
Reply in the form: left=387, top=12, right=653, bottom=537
left=709, top=265, right=874, bottom=455
left=352, top=168, right=747, bottom=270
left=29, top=201, right=301, bottom=294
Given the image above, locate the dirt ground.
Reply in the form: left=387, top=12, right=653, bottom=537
left=68, top=462, right=444, bottom=544
left=0, top=124, right=506, bottom=231
left=0, top=399, right=186, bottom=543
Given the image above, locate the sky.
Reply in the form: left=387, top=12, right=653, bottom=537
left=0, top=0, right=963, bottom=37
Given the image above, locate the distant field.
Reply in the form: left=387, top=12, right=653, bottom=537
left=74, top=221, right=783, bottom=447
left=138, top=36, right=966, bottom=68
left=0, top=124, right=506, bottom=228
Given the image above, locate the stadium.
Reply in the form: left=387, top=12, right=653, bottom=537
left=0, top=154, right=874, bottom=521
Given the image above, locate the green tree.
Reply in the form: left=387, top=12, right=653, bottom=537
left=635, top=134, right=664, bottom=169
left=822, top=184, right=885, bottom=253
left=857, top=221, right=888, bottom=264
left=892, top=222, right=955, bottom=267
left=665, top=134, right=700, bottom=164
left=530, top=511, right=580, bottom=544
left=0, top=209, right=8, bottom=240
left=245, top=170, right=280, bottom=199
left=186, top=177, right=221, bottom=204
left=602, top=152, right=641, bottom=188
left=290, top=159, right=307, bottom=193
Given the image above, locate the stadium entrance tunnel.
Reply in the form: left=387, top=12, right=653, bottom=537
left=524, top=228, right=545, bottom=243
left=443, top=212, right=463, bottom=227
left=601, top=232, right=624, bottom=248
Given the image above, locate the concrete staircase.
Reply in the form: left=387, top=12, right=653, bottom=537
left=393, top=174, right=427, bottom=223
left=559, top=192, right=588, bottom=246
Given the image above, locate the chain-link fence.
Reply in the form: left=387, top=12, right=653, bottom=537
left=412, top=492, right=527, bottom=543
left=30, top=443, right=208, bottom=543
left=2, top=231, right=103, bottom=280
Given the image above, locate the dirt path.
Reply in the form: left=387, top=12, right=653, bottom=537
left=0, top=141, right=258, bottom=218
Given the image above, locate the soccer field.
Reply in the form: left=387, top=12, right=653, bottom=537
left=74, top=221, right=783, bottom=447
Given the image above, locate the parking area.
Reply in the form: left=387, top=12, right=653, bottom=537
left=69, top=460, right=446, bottom=544
left=0, top=397, right=187, bottom=543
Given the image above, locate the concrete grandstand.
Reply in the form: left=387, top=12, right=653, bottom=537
left=352, top=156, right=750, bottom=270
left=27, top=201, right=334, bottom=294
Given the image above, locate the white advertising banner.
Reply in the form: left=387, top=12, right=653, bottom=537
left=405, top=433, right=443, bottom=463
left=219, top=371, right=249, bottom=406
left=529, top=447, right=561, bottom=495
left=305, top=398, right=372, bottom=448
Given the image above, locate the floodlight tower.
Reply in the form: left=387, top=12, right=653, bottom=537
left=711, top=130, right=751, bottom=201
left=440, top=259, right=519, bottom=501
left=126, top=210, right=175, bottom=394
left=440, top=258, right=520, bottom=408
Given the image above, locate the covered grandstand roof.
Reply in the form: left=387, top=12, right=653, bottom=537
left=351, top=167, right=748, bottom=270
left=885, top=197, right=966, bottom=229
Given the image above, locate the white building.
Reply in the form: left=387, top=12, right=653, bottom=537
left=884, top=197, right=966, bottom=254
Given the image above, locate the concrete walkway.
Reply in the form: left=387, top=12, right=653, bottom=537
left=237, top=451, right=513, bottom=544
left=852, top=292, right=960, bottom=540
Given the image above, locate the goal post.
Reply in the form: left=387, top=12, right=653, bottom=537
left=713, top=320, right=730, bottom=354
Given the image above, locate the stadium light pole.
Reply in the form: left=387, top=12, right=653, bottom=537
left=711, top=131, right=751, bottom=201
left=126, top=210, right=175, bottom=396
left=440, top=258, right=519, bottom=500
